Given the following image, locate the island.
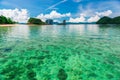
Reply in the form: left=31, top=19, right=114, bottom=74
left=96, top=16, right=120, bottom=24
left=27, top=18, right=46, bottom=25
left=0, top=15, right=16, bottom=24
left=1, top=15, right=120, bottom=25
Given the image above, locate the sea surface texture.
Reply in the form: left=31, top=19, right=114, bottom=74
left=0, top=24, right=120, bottom=80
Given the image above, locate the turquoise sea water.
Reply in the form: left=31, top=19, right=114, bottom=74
left=0, top=24, right=120, bottom=80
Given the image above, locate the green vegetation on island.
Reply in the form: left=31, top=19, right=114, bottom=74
left=28, top=18, right=46, bottom=25
left=1, top=15, right=120, bottom=25
left=96, top=16, right=120, bottom=24
left=0, top=15, right=16, bottom=24
left=112, top=16, right=120, bottom=24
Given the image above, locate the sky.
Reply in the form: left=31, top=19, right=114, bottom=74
left=0, top=0, right=120, bottom=23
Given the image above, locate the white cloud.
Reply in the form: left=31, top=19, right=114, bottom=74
left=54, top=20, right=61, bottom=23
left=37, top=10, right=71, bottom=21
left=96, top=10, right=112, bottom=16
left=87, top=15, right=100, bottom=22
left=78, top=5, right=95, bottom=17
left=0, top=8, right=29, bottom=23
left=68, top=10, right=113, bottom=23
left=87, top=10, right=112, bottom=22
left=68, top=14, right=86, bottom=23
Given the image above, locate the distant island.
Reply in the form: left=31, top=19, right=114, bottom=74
left=1, top=15, right=120, bottom=25
left=0, top=15, right=16, bottom=24
left=27, top=18, right=46, bottom=25
left=96, top=16, right=120, bottom=24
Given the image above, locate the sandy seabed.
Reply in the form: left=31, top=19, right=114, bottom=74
left=0, top=24, right=120, bottom=80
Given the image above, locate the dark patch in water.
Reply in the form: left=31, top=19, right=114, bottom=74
left=29, top=55, right=51, bottom=61
left=93, top=37, right=104, bottom=39
left=42, top=50, right=50, bottom=54
left=97, top=53, right=102, bottom=55
left=57, top=69, right=67, bottom=80
left=30, top=56, right=45, bottom=60
left=88, top=73, right=98, bottom=78
left=4, top=48, right=12, bottom=52
left=20, top=50, right=25, bottom=53
left=37, top=60, right=44, bottom=65
left=84, top=55, right=91, bottom=59
left=89, top=37, right=111, bottom=40
left=45, top=55, right=52, bottom=59
left=107, top=60, right=115, bottom=65
left=38, top=44, right=42, bottom=48
left=51, top=61, right=56, bottom=64
left=1, top=65, right=24, bottom=79
left=27, top=70, right=37, bottom=80
left=26, top=63, right=35, bottom=69
left=91, top=66, right=97, bottom=71
left=11, top=59, right=17, bottom=63
left=89, top=37, right=105, bottom=40
left=0, top=52, right=6, bottom=57
left=106, top=73, right=114, bottom=79
left=27, top=47, right=35, bottom=51
left=61, top=56, right=68, bottom=60
left=35, top=50, right=40, bottom=54
left=38, top=56, right=46, bottom=60
left=46, top=44, right=59, bottom=49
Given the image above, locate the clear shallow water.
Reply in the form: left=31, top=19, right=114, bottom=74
left=0, top=24, right=120, bottom=80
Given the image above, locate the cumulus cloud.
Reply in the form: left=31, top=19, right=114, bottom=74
left=68, top=10, right=112, bottom=23
left=68, top=14, right=86, bottom=23
left=96, top=10, right=112, bottom=16
left=37, top=10, right=71, bottom=21
left=87, top=15, right=100, bottom=22
left=0, top=8, right=29, bottom=23
left=87, top=10, right=112, bottom=22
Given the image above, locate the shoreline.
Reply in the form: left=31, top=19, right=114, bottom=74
left=0, top=24, right=51, bottom=27
left=0, top=24, right=20, bottom=27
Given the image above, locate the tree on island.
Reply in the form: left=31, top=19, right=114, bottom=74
left=112, top=16, right=120, bottom=24
left=0, top=15, right=16, bottom=24
left=28, top=18, right=46, bottom=25
left=96, top=16, right=112, bottom=24
left=96, top=16, right=120, bottom=24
